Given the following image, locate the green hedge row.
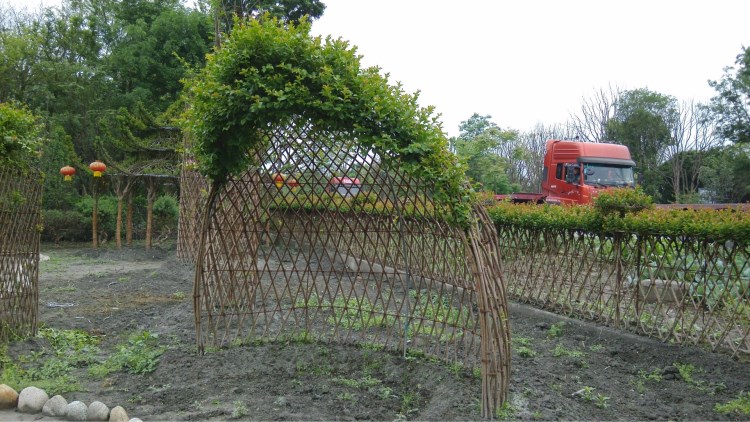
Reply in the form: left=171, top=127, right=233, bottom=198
left=486, top=188, right=750, bottom=243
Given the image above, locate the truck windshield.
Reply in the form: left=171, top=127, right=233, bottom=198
left=582, top=163, right=635, bottom=187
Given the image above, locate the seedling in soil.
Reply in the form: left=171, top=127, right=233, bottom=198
left=573, top=386, right=610, bottom=408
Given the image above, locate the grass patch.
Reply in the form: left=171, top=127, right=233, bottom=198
left=631, top=368, right=663, bottom=393
left=547, top=322, right=565, bottom=339
left=331, top=375, right=381, bottom=389
left=0, top=327, right=100, bottom=395
left=715, top=391, right=750, bottom=416
left=512, top=337, right=537, bottom=358
left=89, top=331, right=166, bottom=378
left=297, top=290, right=472, bottom=342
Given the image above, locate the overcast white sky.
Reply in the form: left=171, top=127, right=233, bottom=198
left=4, top=0, right=749, bottom=137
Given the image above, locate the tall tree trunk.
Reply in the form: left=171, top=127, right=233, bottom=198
left=113, top=175, right=133, bottom=249
left=116, top=196, right=123, bottom=248
left=126, top=190, right=134, bottom=247
left=145, top=178, right=158, bottom=250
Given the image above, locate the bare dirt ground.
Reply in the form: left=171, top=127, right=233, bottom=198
left=3, top=242, right=750, bottom=421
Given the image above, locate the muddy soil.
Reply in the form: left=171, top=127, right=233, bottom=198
left=3, top=242, right=750, bottom=421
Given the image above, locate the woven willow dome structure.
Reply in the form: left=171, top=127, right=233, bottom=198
left=184, top=18, right=510, bottom=417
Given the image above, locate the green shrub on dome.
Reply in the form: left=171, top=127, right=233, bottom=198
left=181, top=16, right=473, bottom=226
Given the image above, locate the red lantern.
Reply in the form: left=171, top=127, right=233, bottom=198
left=89, top=160, right=106, bottom=177
left=273, top=173, right=285, bottom=189
left=60, top=165, right=76, bottom=182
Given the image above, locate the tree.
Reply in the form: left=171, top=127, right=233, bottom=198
left=662, top=100, right=719, bottom=203
left=569, top=85, right=621, bottom=142
left=605, top=88, right=677, bottom=198
left=211, top=0, right=326, bottom=46
left=452, top=114, right=518, bottom=194
left=699, top=144, right=750, bottom=203
left=708, top=45, right=750, bottom=144
left=106, top=0, right=213, bottom=111
left=514, top=123, right=575, bottom=191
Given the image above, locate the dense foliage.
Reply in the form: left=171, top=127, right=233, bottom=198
left=182, top=17, right=473, bottom=225
left=0, top=102, right=41, bottom=170
left=451, top=114, right=519, bottom=194
left=709, top=45, right=750, bottom=145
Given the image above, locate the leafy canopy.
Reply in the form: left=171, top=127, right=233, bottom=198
left=452, top=114, right=518, bottom=194
left=0, top=102, right=41, bottom=170
left=708, top=45, right=750, bottom=144
left=182, top=17, right=473, bottom=225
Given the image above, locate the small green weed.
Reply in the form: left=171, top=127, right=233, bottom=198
left=631, top=368, right=663, bottom=393
left=575, top=386, right=610, bottom=408
left=473, top=366, right=482, bottom=379
left=552, top=344, right=584, bottom=358
left=495, top=401, right=516, bottom=420
left=512, top=337, right=537, bottom=358
left=715, top=391, right=750, bottom=415
left=231, top=401, right=248, bottom=418
left=448, top=361, right=463, bottom=377
left=589, top=344, right=604, bottom=352
left=337, top=392, right=355, bottom=401
left=400, top=390, right=421, bottom=416
left=639, top=368, right=663, bottom=382
left=675, top=362, right=697, bottom=384
left=547, top=322, right=565, bottom=338
left=379, top=386, right=394, bottom=399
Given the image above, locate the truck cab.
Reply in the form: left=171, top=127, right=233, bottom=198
left=541, top=140, right=635, bottom=205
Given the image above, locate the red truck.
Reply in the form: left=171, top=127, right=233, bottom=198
left=495, top=140, right=636, bottom=205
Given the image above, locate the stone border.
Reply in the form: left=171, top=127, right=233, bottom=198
left=0, top=384, right=141, bottom=422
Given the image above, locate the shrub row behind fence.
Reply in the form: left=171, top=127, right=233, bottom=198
left=492, top=206, right=750, bottom=358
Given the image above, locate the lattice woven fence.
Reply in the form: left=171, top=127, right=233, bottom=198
left=497, top=225, right=750, bottom=357
left=0, top=167, right=42, bottom=341
left=191, top=122, right=510, bottom=415
left=177, top=163, right=208, bottom=263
